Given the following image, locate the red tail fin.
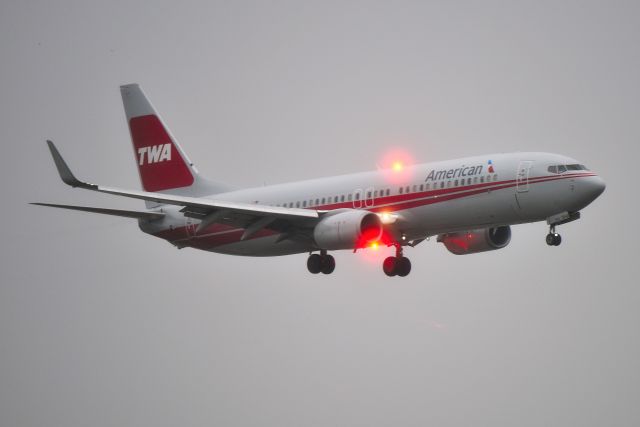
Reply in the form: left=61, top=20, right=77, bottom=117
left=128, top=114, right=194, bottom=191
left=121, top=84, right=194, bottom=192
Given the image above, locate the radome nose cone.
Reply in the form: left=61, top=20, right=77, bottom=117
left=590, top=176, right=606, bottom=198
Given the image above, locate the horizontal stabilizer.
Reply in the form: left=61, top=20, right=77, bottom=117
left=30, top=203, right=164, bottom=220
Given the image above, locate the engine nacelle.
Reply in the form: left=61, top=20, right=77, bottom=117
left=313, top=210, right=383, bottom=250
left=438, top=226, right=511, bottom=255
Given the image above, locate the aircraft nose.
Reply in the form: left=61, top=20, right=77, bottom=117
left=567, top=174, right=606, bottom=211
left=588, top=175, right=606, bottom=199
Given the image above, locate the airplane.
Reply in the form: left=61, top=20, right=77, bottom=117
left=33, top=84, right=606, bottom=277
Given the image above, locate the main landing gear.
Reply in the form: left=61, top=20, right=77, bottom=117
left=307, top=244, right=413, bottom=277
left=546, top=225, right=562, bottom=246
left=307, top=250, right=336, bottom=274
left=383, top=244, right=412, bottom=277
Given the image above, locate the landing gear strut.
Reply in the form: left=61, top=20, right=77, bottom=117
left=307, top=250, right=335, bottom=274
left=545, top=212, right=580, bottom=247
left=546, top=225, right=562, bottom=246
left=383, top=244, right=411, bottom=277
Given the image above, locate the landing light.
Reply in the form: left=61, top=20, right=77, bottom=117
left=370, top=242, right=379, bottom=250
left=378, top=212, right=398, bottom=225
left=392, top=161, right=404, bottom=172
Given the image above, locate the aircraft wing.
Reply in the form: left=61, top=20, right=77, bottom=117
left=30, top=203, right=166, bottom=220
left=42, top=140, right=319, bottom=237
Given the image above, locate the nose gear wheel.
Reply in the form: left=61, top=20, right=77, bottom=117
left=545, top=225, right=562, bottom=246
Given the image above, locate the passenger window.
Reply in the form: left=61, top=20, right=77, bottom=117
left=296, top=201, right=300, bottom=208
left=355, top=193, right=360, bottom=201
left=303, top=201, right=307, bottom=207
left=321, top=198, right=325, bottom=204
left=454, top=179, right=458, bottom=186
left=367, top=191, right=371, bottom=198
left=440, top=182, right=444, bottom=189
left=413, top=185, right=417, bottom=192
left=426, top=183, right=430, bottom=190
left=386, top=189, right=390, bottom=196
left=447, top=181, right=451, bottom=188
left=373, top=190, right=378, bottom=197
left=474, top=177, right=478, bottom=184
left=348, top=194, right=352, bottom=201
left=467, top=178, right=471, bottom=185
left=399, top=187, right=403, bottom=194
left=406, top=186, right=410, bottom=193
left=340, top=195, right=345, bottom=202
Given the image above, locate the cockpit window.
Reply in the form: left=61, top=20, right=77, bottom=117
left=566, top=164, right=588, bottom=171
left=548, top=164, right=589, bottom=174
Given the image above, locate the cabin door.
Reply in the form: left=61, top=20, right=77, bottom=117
left=514, top=160, right=535, bottom=217
left=516, top=161, right=533, bottom=192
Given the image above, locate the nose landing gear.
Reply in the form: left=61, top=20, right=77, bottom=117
left=383, top=244, right=412, bottom=277
left=546, top=225, right=562, bottom=246
left=307, top=251, right=336, bottom=274
left=545, top=212, right=581, bottom=247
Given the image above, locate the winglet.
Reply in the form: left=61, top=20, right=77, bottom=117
left=46, top=140, right=95, bottom=189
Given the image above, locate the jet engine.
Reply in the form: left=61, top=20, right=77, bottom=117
left=313, top=210, right=383, bottom=250
left=438, top=226, right=511, bottom=255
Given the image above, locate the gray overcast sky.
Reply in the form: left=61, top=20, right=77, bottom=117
left=1, top=1, right=639, bottom=426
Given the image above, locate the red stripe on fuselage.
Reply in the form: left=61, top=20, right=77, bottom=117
left=155, top=172, right=596, bottom=248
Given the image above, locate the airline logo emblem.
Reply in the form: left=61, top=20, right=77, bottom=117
left=137, top=144, right=172, bottom=165
left=425, top=164, right=484, bottom=181
left=424, top=160, right=496, bottom=182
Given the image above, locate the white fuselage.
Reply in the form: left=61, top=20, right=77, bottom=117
left=140, top=151, right=605, bottom=256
